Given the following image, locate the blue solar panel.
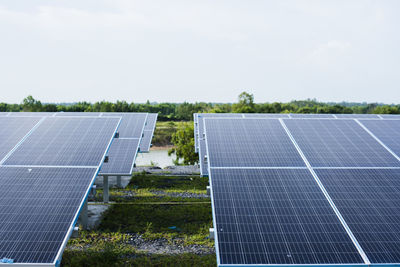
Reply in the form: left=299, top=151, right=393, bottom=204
left=7, top=112, right=55, bottom=117
left=4, top=117, right=120, bottom=166
left=284, top=119, right=400, bottom=167
left=99, top=139, right=140, bottom=175
left=0, top=117, right=42, bottom=162
left=205, top=119, right=305, bottom=167
left=290, top=114, right=335, bottom=118
left=316, top=169, right=400, bottom=263
left=335, top=114, right=380, bottom=119
left=380, top=115, right=400, bottom=119
left=0, top=166, right=97, bottom=263
left=244, top=114, right=290, bottom=118
left=360, top=120, right=400, bottom=157
left=55, top=112, right=101, bottom=117
left=102, top=113, right=147, bottom=138
left=210, top=168, right=363, bottom=265
left=139, top=113, right=158, bottom=152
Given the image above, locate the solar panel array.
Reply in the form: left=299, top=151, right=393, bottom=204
left=0, top=115, right=120, bottom=265
left=0, top=111, right=157, bottom=266
left=197, top=113, right=400, bottom=266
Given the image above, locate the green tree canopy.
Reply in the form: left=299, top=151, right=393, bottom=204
left=232, top=91, right=255, bottom=113
left=168, top=122, right=198, bottom=165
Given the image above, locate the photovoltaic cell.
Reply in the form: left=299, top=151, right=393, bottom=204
left=316, top=169, right=400, bottom=263
left=380, top=115, right=400, bottom=119
left=55, top=112, right=101, bottom=117
left=335, top=114, right=380, bottom=119
left=4, top=117, right=120, bottom=166
left=140, top=113, right=158, bottom=152
left=0, top=117, right=41, bottom=162
left=283, top=119, right=400, bottom=167
left=0, top=166, right=97, bottom=263
left=290, top=114, right=335, bottom=118
left=102, top=113, right=147, bottom=138
left=205, top=119, right=305, bottom=167
left=211, top=168, right=363, bottom=265
left=244, top=114, right=290, bottom=118
left=360, top=120, right=400, bottom=157
left=99, top=139, right=140, bottom=175
left=7, top=112, right=55, bottom=117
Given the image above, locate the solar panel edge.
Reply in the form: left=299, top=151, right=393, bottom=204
left=140, top=113, right=158, bottom=152
left=137, top=113, right=149, bottom=152
left=203, top=119, right=222, bottom=266
left=52, top=116, right=122, bottom=265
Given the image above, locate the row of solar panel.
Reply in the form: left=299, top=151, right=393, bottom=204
left=195, top=114, right=400, bottom=176
left=200, top=116, right=400, bottom=266
left=0, top=112, right=158, bottom=175
left=0, top=116, right=120, bottom=265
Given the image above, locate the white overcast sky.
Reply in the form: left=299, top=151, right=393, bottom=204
left=0, top=0, right=399, bottom=104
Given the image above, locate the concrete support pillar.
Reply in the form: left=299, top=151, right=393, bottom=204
left=81, top=198, right=88, bottom=230
left=116, top=175, right=122, bottom=188
left=103, top=175, right=109, bottom=203
left=209, top=228, right=215, bottom=239
left=206, top=186, right=211, bottom=196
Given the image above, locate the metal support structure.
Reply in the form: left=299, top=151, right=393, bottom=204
left=116, top=175, right=122, bottom=188
left=80, top=198, right=88, bottom=230
left=206, top=186, right=211, bottom=196
left=103, top=175, right=109, bottom=203
left=209, top=228, right=215, bottom=239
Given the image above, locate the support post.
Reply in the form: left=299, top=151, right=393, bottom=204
left=103, top=175, right=109, bottom=203
left=206, top=186, right=211, bottom=196
left=209, top=228, right=215, bottom=239
left=116, top=175, right=122, bottom=188
left=81, top=198, right=88, bottom=230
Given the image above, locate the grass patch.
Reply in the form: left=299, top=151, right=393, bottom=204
left=98, top=203, right=213, bottom=246
left=129, top=172, right=208, bottom=191
left=62, top=252, right=216, bottom=267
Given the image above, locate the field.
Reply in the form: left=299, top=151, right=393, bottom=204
left=62, top=172, right=216, bottom=267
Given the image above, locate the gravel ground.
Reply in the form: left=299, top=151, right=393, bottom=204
left=133, top=165, right=200, bottom=175
left=127, top=234, right=214, bottom=255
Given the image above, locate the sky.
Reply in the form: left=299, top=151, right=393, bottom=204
left=0, top=0, right=399, bottom=104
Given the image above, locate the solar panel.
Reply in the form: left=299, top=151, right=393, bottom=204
left=210, top=168, right=363, bottom=265
left=244, top=114, right=290, bottom=118
left=335, top=114, right=380, bottom=119
left=3, top=117, right=120, bottom=166
left=359, top=120, right=400, bottom=157
left=102, top=113, right=147, bottom=138
left=99, top=139, right=140, bottom=175
left=7, top=112, right=55, bottom=117
left=316, top=169, right=400, bottom=263
left=0, top=117, right=42, bottom=162
left=290, top=114, right=335, bottom=118
left=199, top=138, right=208, bottom=176
left=283, top=119, right=400, bottom=167
left=139, top=113, right=158, bottom=152
left=0, top=166, right=97, bottom=264
left=55, top=112, right=101, bottom=117
left=204, top=118, right=305, bottom=167
left=380, top=114, right=400, bottom=119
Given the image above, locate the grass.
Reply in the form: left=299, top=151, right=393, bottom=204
left=129, top=172, right=207, bottom=191
left=63, top=172, right=215, bottom=266
left=62, top=251, right=216, bottom=267
left=98, top=203, right=213, bottom=246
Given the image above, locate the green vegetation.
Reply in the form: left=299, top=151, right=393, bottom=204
left=151, top=121, right=177, bottom=146
left=2, top=93, right=400, bottom=122
left=168, top=122, right=198, bottom=165
left=62, top=172, right=214, bottom=266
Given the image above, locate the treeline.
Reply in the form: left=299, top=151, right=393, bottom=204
left=1, top=93, right=399, bottom=121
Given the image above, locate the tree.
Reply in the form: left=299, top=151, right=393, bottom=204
left=22, top=96, right=42, bottom=112
left=232, top=91, right=255, bottom=113
left=168, top=122, right=198, bottom=165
